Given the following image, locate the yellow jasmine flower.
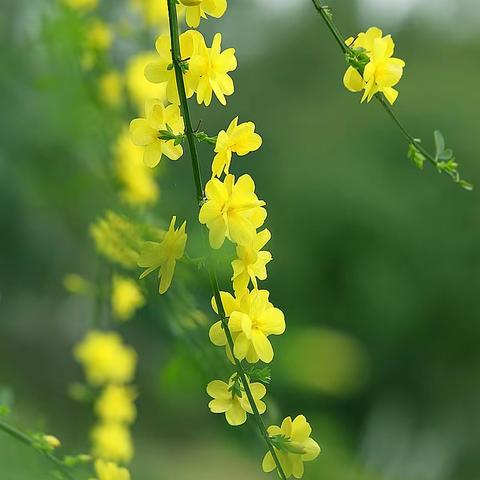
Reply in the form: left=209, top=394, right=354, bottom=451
left=74, top=331, right=137, bottom=386
left=91, top=211, right=160, bottom=269
left=138, top=216, right=187, bottom=294
left=93, top=459, right=130, bottom=480
left=189, top=33, right=237, bottom=106
left=231, top=228, right=272, bottom=293
left=95, top=385, right=137, bottom=424
left=207, top=374, right=266, bottom=426
left=180, top=0, right=227, bottom=28
left=199, top=174, right=266, bottom=249
left=64, top=0, right=98, bottom=11
left=43, top=435, right=61, bottom=449
left=130, top=0, right=184, bottom=28
left=212, top=117, right=262, bottom=177
left=262, top=415, right=320, bottom=479
left=91, top=422, right=133, bottom=463
left=209, top=289, right=285, bottom=363
left=343, top=27, right=405, bottom=105
left=86, top=19, right=113, bottom=52
left=111, top=275, right=145, bottom=321
left=145, top=31, right=203, bottom=105
left=125, top=52, right=167, bottom=113
left=129, top=100, right=184, bottom=168
left=99, top=71, right=122, bottom=108
left=114, top=130, right=159, bottom=206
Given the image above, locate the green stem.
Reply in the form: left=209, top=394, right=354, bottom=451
left=0, top=420, right=75, bottom=480
left=165, top=1, right=287, bottom=478
left=311, top=0, right=470, bottom=187
left=166, top=2, right=204, bottom=205
left=311, top=0, right=348, bottom=53
left=376, top=95, right=442, bottom=171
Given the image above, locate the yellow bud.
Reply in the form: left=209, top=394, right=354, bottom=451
left=44, top=435, right=61, bottom=449
left=180, top=0, right=203, bottom=5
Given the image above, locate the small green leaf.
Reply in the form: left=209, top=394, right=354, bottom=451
left=434, top=130, right=445, bottom=159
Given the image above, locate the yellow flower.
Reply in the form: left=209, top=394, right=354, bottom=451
left=343, top=27, right=405, bottom=105
left=209, top=289, right=285, bottom=363
left=86, top=19, right=113, bottom=51
left=130, top=0, right=184, bottom=28
left=93, top=459, right=130, bottom=480
left=74, top=331, right=137, bottom=386
left=138, top=216, right=187, bottom=294
left=64, top=0, right=98, bottom=11
left=145, top=31, right=203, bottom=105
left=129, top=100, right=184, bottom=168
left=231, top=228, right=272, bottom=293
left=181, top=0, right=227, bottom=28
left=99, top=71, right=122, bottom=108
left=43, top=435, right=61, bottom=449
left=114, top=130, right=159, bottom=206
left=189, top=33, right=237, bottom=106
left=199, top=174, right=266, bottom=249
left=125, top=52, right=167, bottom=113
left=91, top=422, right=133, bottom=463
left=90, top=212, right=154, bottom=269
left=212, top=117, right=262, bottom=177
left=207, top=374, right=266, bottom=426
left=262, top=415, right=320, bottom=479
left=111, top=275, right=145, bottom=321
left=95, top=385, right=137, bottom=424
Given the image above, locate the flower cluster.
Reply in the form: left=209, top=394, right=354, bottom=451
left=125, top=1, right=321, bottom=477
left=74, top=331, right=137, bottom=472
left=343, top=27, right=406, bottom=105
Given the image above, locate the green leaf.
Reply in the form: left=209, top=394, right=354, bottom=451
left=434, top=130, right=445, bottom=159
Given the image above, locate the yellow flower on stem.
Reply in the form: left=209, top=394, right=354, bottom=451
left=93, top=459, right=130, bottom=480
left=232, top=228, right=272, bottom=293
left=343, top=27, right=405, bottom=105
left=180, top=0, right=227, bottom=28
left=262, top=415, right=320, bottom=479
left=199, top=174, right=266, bottom=249
left=138, top=216, right=187, bottom=294
left=91, top=422, right=133, bottom=463
left=145, top=31, right=203, bottom=104
left=111, top=275, right=145, bottom=321
left=74, top=331, right=137, bottom=386
left=129, top=100, right=184, bottom=168
left=43, top=435, right=61, bottom=449
left=206, top=374, right=266, bottom=426
left=212, top=117, right=262, bottom=177
left=130, top=0, right=185, bottom=28
left=95, top=385, right=137, bottom=425
left=209, top=289, right=285, bottom=363
left=189, top=33, right=237, bottom=106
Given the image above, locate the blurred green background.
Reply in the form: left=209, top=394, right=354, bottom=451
left=1, top=0, right=479, bottom=479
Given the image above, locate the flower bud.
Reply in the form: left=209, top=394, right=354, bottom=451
left=43, top=435, right=61, bottom=449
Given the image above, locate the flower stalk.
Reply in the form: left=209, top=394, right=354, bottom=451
left=311, top=0, right=472, bottom=190
left=0, top=419, right=75, bottom=480
left=165, top=1, right=288, bottom=478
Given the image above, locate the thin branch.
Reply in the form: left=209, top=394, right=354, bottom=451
left=0, top=420, right=75, bottom=480
left=311, top=0, right=472, bottom=189
left=165, top=1, right=288, bottom=478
